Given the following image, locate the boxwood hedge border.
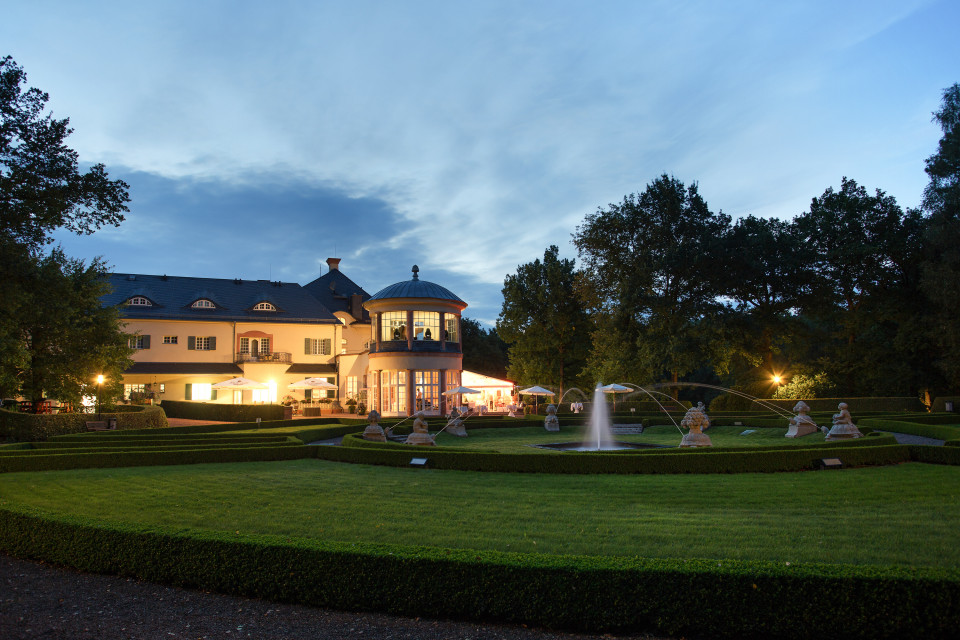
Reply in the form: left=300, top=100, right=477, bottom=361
left=0, top=505, right=957, bottom=639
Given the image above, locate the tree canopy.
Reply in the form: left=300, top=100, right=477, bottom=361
left=1, top=56, right=129, bottom=249
left=497, top=245, right=589, bottom=397
left=0, top=56, right=133, bottom=407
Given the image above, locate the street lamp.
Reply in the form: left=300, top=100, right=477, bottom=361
left=96, top=374, right=104, bottom=420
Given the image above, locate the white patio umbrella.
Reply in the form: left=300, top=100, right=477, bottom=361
left=212, top=377, right=269, bottom=404
left=599, top=383, right=632, bottom=412
left=287, top=377, right=338, bottom=404
left=442, top=385, right=481, bottom=412
left=287, top=377, right=338, bottom=390
left=212, top=377, right=268, bottom=389
left=518, top=385, right=555, bottom=413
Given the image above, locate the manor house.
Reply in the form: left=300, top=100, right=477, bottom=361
left=103, top=259, right=512, bottom=416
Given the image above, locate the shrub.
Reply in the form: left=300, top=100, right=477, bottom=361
left=1, top=506, right=956, bottom=639
left=0, top=405, right=168, bottom=441
left=160, top=400, right=284, bottom=422
left=710, top=396, right=923, bottom=413
left=860, top=419, right=960, bottom=442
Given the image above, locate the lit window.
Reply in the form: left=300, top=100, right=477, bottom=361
left=128, top=335, right=150, bottom=349
left=306, top=338, right=331, bottom=355
left=413, top=311, right=440, bottom=341
left=381, top=311, right=407, bottom=341
left=128, top=296, right=151, bottom=306
left=192, top=299, right=216, bottom=309
left=195, top=337, right=211, bottom=350
left=192, top=383, right=212, bottom=401
left=253, top=302, right=276, bottom=311
left=445, top=316, right=459, bottom=343
left=163, top=336, right=177, bottom=345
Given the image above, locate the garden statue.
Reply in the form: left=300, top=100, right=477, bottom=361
left=679, top=403, right=712, bottom=448
left=544, top=404, right=560, bottom=432
left=696, top=402, right=711, bottom=429
left=446, top=406, right=468, bottom=437
left=362, top=409, right=386, bottom=442
left=404, top=410, right=435, bottom=446
left=785, top=400, right=818, bottom=438
left=825, top=402, right=862, bottom=441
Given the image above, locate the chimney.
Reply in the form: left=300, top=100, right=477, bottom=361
left=326, top=257, right=341, bottom=272
left=351, top=293, right=363, bottom=319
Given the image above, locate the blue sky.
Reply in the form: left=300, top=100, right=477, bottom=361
left=4, top=1, right=958, bottom=325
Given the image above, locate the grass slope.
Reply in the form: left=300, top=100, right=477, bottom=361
left=1, top=459, right=956, bottom=568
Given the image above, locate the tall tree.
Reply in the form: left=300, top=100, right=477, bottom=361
left=920, top=83, right=960, bottom=389
left=497, top=245, right=589, bottom=398
left=0, top=55, right=132, bottom=407
left=460, top=317, right=509, bottom=380
left=1, top=56, right=129, bottom=248
left=793, top=178, right=926, bottom=395
left=9, top=249, right=132, bottom=405
left=573, top=175, right=731, bottom=390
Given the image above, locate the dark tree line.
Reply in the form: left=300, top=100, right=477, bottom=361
left=1, top=56, right=132, bottom=407
left=498, top=83, right=960, bottom=404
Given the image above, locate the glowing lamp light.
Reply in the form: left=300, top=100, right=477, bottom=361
left=772, top=375, right=782, bottom=385
left=97, top=374, right=104, bottom=384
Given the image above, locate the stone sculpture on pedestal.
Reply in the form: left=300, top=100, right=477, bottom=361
left=404, top=411, right=435, bottom=446
left=825, top=402, right=862, bottom=441
left=785, top=401, right=818, bottom=438
left=446, top=406, right=468, bottom=437
left=679, top=404, right=712, bottom=448
left=362, top=409, right=386, bottom=442
left=544, top=404, right=560, bottom=432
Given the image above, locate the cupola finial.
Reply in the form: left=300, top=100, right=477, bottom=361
left=411, top=265, right=419, bottom=280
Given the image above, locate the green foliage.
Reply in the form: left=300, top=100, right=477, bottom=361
left=573, top=174, right=731, bottom=388
left=0, top=405, right=168, bottom=441
left=921, top=83, right=960, bottom=389
left=497, top=245, right=589, bottom=394
left=0, top=56, right=129, bottom=249
left=160, top=400, right=284, bottom=422
left=772, top=372, right=836, bottom=399
left=932, top=396, right=960, bottom=412
left=460, top=317, right=509, bottom=379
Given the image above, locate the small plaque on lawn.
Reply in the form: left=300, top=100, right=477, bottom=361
left=739, top=429, right=756, bottom=436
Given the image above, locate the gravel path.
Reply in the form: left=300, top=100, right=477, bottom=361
left=1, top=554, right=667, bottom=640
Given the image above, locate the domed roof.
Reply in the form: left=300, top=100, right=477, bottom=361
left=367, top=265, right=465, bottom=304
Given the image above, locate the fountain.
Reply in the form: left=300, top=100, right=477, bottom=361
left=585, top=384, right=616, bottom=450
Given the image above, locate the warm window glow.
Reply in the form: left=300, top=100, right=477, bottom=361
left=381, top=311, right=407, bottom=341
left=253, top=302, right=276, bottom=311
left=192, top=299, right=215, bottom=309
left=128, top=296, right=151, bottom=306
left=192, top=383, right=212, bottom=401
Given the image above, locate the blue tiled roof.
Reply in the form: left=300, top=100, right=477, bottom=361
left=368, top=273, right=465, bottom=304
left=103, top=274, right=339, bottom=324
left=303, top=269, right=371, bottom=320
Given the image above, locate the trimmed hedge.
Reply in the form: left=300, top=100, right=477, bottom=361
left=860, top=419, right=960, bottom=442
left=326, top=437, right=911, bottom=474
left=0, top=405, right=169, bottom=441
left=0, top=506, right=957, bottom=639
left=160, top=400, right=284, bottom=422
left=0, top=444, right=316, bottom=473
left=932, top=396, right=960, bottom=412
left=710, top=396, right=924, bottom=413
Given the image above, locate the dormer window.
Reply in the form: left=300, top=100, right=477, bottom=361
left=127, top=296, right=152, bottom=306
left=192, top=299, right=216, bottom=309
left=253, top=302, right=277, bottom=311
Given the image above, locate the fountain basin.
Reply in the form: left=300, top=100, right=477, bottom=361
left=532, top=442, right=673, bottom=452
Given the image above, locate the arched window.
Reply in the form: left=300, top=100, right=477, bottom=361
left=191, top=299, right=216, bottom=309
left=127, top=296, right=152, bottom=306
left=253, top=302, right=277, bottom=311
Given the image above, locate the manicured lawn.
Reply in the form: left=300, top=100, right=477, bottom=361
left=1, top=459, right=957, bottom=568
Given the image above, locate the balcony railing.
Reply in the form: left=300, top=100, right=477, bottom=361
left=370, top=340, right=461, bottom=354
left=235, top=352, right=292, bottom=364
